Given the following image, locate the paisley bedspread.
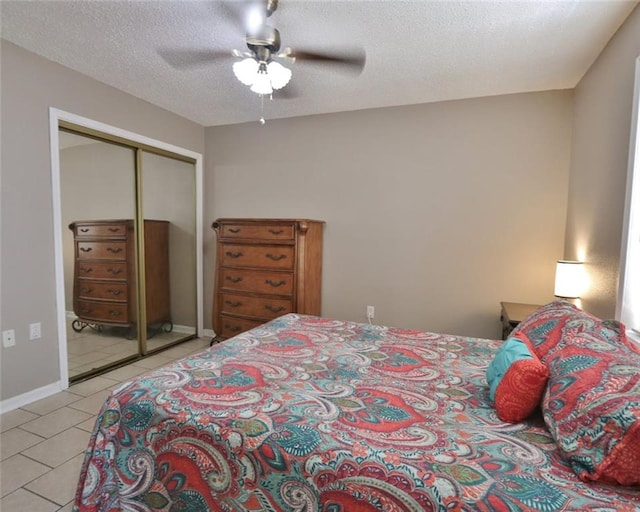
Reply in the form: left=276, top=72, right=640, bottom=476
left=73, top=314, right=640, bottom=511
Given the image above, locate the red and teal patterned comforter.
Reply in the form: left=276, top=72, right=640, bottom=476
left=74, top=314, right=640, bottom=511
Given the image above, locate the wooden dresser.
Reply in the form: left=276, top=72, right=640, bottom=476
left=69, top=219, right=171, bottom=335
left=211, top=218, right=324, bottom=341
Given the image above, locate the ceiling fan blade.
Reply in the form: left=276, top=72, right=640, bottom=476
left=219, top=0, right=279, bottom=36
left=157, top=48, right=233, bottom=69
left=218, top=1, right=248, bottom=32
left=287, top=48, right=366, bottom=75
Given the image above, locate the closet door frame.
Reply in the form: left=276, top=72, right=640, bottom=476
left=49, top=108, right=204, bottom=389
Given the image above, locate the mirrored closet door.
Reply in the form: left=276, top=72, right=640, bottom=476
left=59, top=127, right=198, bottom=382
left=141, top=151, right=197, bottom=351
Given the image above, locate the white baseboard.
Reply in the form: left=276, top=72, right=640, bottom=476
left=203, top=328, right=216, bottom=338
left=0, top=380, right=66, bottom=415
left=173, top=324, right=196, bottom=334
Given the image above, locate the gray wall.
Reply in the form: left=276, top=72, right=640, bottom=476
left=0, top=40, right=204, bottom=402
left=205, top=90, right=574, bottom=339
left=564, top=5, right=640, bottom=318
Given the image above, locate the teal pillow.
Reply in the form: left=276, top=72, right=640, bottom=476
left=486, top=337, right=549, bottom=422
left=487, top=337, right=533, bottom=401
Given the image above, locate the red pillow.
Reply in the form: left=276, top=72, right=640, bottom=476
left=487, top=337, right=549, bottom=423
left=543, top=340, right=640, bottom=485
left=508, top=301, right=579, bottom=360
left=494, top=353, right=548, bottom=423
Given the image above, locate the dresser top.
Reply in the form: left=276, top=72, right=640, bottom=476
left=212, top=218, right=325, bottom=230
left=69, top=219, right=168, bottom=228
left=213, top=218, right=325, bottom=224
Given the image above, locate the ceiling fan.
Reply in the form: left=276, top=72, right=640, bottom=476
left=157, top=0, right=366, bottom=98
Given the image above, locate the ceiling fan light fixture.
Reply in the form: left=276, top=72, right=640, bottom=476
left=234, top=57, right=291, bottom=95
left=250, top=64, right=273, bottom=95
left=267, top=60, right=291, bottom=90
left=232, top=57, right=259, bottom=86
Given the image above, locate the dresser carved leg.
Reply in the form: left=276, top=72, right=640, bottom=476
left=71, top=319, right=86, bottom=333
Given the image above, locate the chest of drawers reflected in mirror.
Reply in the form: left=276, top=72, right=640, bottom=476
left=69, top=219, right=170, bottom=337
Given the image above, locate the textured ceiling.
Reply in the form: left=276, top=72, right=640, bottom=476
left=1, top=1, right=637, bottom=127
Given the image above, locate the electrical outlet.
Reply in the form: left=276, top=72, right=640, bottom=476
left=29, top=322, right=42, bottom=340
left=366, top=305, right=375, bottom=319
left=2, top=329, right=16, bottom=348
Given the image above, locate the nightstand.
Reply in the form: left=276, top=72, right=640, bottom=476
left=500, top=302, right=542, bottom=340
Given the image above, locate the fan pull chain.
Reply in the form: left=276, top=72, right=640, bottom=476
left=259, top=93, right=266, bottom=125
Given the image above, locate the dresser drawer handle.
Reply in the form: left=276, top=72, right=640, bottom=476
left=108, top=268, right=122, bottom=275
left=79, top=247, right=93, bottom=253
left=225, top=251, right=243, bottom=259
left=225, top=276, right=243, bottom=284
left=265, top=305, right=286, bottom=313
left=80, top=228, right=89, bottom=233
left=107, top=247, right=122, bottom=254
left=228, top=228, right=241, bottom=234
left=225, top=300, right=243, bottom=308
left=109, top=310, right=121, bottom=317
left=268, top=229, right=284, bottom=235
left=108, top=227, right=120, bottom=233
left=107, top=289, right=122, bottom=296
left=265, top=279, right=286, bottom=288
left=80, top=307, right=91, bottom=314
left=81, top=267, right=93, bottom=274
left=80, top=287, right=93, bottom=294
left=266, top=253, right=286, bottom=261
left=224, top=324, right=242, bottom=333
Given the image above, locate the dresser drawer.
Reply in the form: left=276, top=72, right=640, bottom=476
left=77, top=280, right=128, bottom=302
left=75, top=299, right=129, bottom=324
left=77, top=261, right=127, bottom=279
left=220, top=268, right=294, bottom=296
left=73, top=223, right=128, bottom=238
left=218, top=315, right=264, bottom=338
left=77, top=241, right=127, bottom=260
left=221, top=244, right=294, bottom=269
left=221, top=223, right=294, bottom=240
left=220, top=293, right=293, bottom=319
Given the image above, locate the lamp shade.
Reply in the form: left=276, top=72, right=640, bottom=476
left=554, top=260, right=584, bottom=299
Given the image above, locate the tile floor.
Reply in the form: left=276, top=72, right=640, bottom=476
left=66, top=317, right=192, bottom=378
left=0, top=336, right=211, bottom=511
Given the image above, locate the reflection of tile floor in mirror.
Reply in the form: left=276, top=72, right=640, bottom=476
left=66, top=318, right=194, bottom=378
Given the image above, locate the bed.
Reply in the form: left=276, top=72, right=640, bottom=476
left=73, top=312, right=640, bottom=511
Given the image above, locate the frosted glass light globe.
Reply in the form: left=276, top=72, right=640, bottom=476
left=233, top=57, right=292, bottom=96
left=267, top=61, right=292, bottom=90
left=232, top=58, right=259, bottom=86
left=250, top=70, right=273, bottom=95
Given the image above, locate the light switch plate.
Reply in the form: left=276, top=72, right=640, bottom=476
left=29, top=322, right=42, bottom=340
